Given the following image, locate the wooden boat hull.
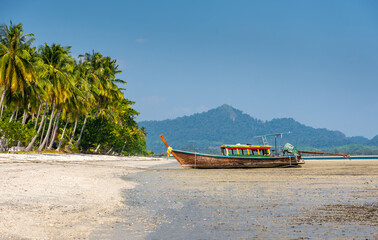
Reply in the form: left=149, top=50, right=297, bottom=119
left=172, top=150, right=304, bottom=169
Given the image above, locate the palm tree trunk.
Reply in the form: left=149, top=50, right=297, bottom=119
left=94, top=143, right=101, bottom=153
left=48, top=110, right=61, bottom=150
left=49, top=112, right=59, bottom=143
left=56, top=116, right=69, bottom=151
left=75, top=114, right=87, bottom=148
left=9, top=107, right=18, bottom=122
left=38, top=101, right=56, bottom=151
left=0, top=85, right=8, bottom=118
left=120, top=141, right=127, bottom=155
left=40, top=112, right=48, bottom=144
left=16, top=104, right=30, bottom=148
left=65, top=115, right=78, bottom=151
left=48, top=115, right=59, bottom=148
left=34, top=104, right=42, bottom=129
left=22, top=104, right=29, bottom=125
left=15, top=106, right=19, bottom=121
left=0, top=105, right=4, bottom=119
left=25, top=102, right=48, bottom=152
left=22, top=110, right=27, bottom=124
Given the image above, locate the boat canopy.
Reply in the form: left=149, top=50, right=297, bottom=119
left=220, top=144, right=271, bottom=157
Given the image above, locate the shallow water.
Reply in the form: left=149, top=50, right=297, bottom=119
left=96, top=160, right=378, bottom=239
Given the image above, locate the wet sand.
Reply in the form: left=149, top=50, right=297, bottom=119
left=99, top=159, right=378, bottom=239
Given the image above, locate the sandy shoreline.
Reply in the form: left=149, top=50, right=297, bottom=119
left=105, top=159, right=377, bottom=239
left=0, top=154, right=377, bottom=239
left=0, top=153, right=173, bottom=239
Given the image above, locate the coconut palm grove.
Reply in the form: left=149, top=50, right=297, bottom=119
left=0, top=21, right=150, bottom=155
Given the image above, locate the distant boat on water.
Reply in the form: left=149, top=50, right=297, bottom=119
left=160, top=133, right=349, bottom=169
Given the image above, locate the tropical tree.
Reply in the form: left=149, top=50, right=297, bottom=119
left=79, top=52, right=124, bottom=118
left=72, top=52, right=119, bottom=149
left=0, top=22, right=36, bottom=117
left=0, top=21, right=149, bottom=155
left=24, top=48, right=51, bottom=151
left=37, top=43, right=74, bottom=151
left=64, top=59, right=92, bottom=150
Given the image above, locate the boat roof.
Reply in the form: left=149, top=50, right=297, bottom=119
left=221, top=144, right=271, bottom=149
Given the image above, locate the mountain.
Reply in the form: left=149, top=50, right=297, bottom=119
left=139, top=104, right=378, bottom=154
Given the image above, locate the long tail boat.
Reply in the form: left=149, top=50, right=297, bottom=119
left=160, top=133, right=350, bottom=169
left=160, top=133, right=304, bottom=168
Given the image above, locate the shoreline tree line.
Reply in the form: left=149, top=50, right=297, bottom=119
left=0, top=21, right=150, bottom=155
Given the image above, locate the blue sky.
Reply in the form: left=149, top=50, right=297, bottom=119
left=2, top=0, right=378, bottom=138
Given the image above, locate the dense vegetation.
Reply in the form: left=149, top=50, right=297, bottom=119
left=0, top=22, right=150, bottom=155
left=140, top=104, right=378, bottom=155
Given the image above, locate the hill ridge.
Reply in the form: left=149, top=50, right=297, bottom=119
left=139, top=104, right=377, bottom=154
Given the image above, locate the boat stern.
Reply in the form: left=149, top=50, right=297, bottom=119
left=297, top=157, right=305, bottom=164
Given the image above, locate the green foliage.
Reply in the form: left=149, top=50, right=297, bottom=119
left=0, top=120, right=36, bottom=150
left=78, top=99, right=150, bottom=156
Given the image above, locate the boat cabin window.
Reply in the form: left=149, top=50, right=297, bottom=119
left=252, top=148, right=269, bottom=156
left=222, top=147, right=270, bottom=156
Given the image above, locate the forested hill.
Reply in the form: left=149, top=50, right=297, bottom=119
left=139, top=104, right=378, bottom=154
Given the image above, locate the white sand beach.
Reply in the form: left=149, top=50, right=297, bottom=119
left=0, top=153, right=173, bottom=239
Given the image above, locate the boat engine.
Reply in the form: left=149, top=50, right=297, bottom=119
left=283, top=143, right=299, bottom=156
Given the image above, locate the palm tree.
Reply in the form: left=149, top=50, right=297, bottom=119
left=37, top=43, right=74, bottom=151
left=98, top=57, right=126, bottom=116
left=79, top=52, right=122, bottom=116
left=25, top=101, right=48, bottom=151
left=64, top=59, right=92, bottom=150
left=24, top=52, right=50, bottom=151
left=72, top=53, right=127, bottom=151
left=0, top=22, right=36, bottom=117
